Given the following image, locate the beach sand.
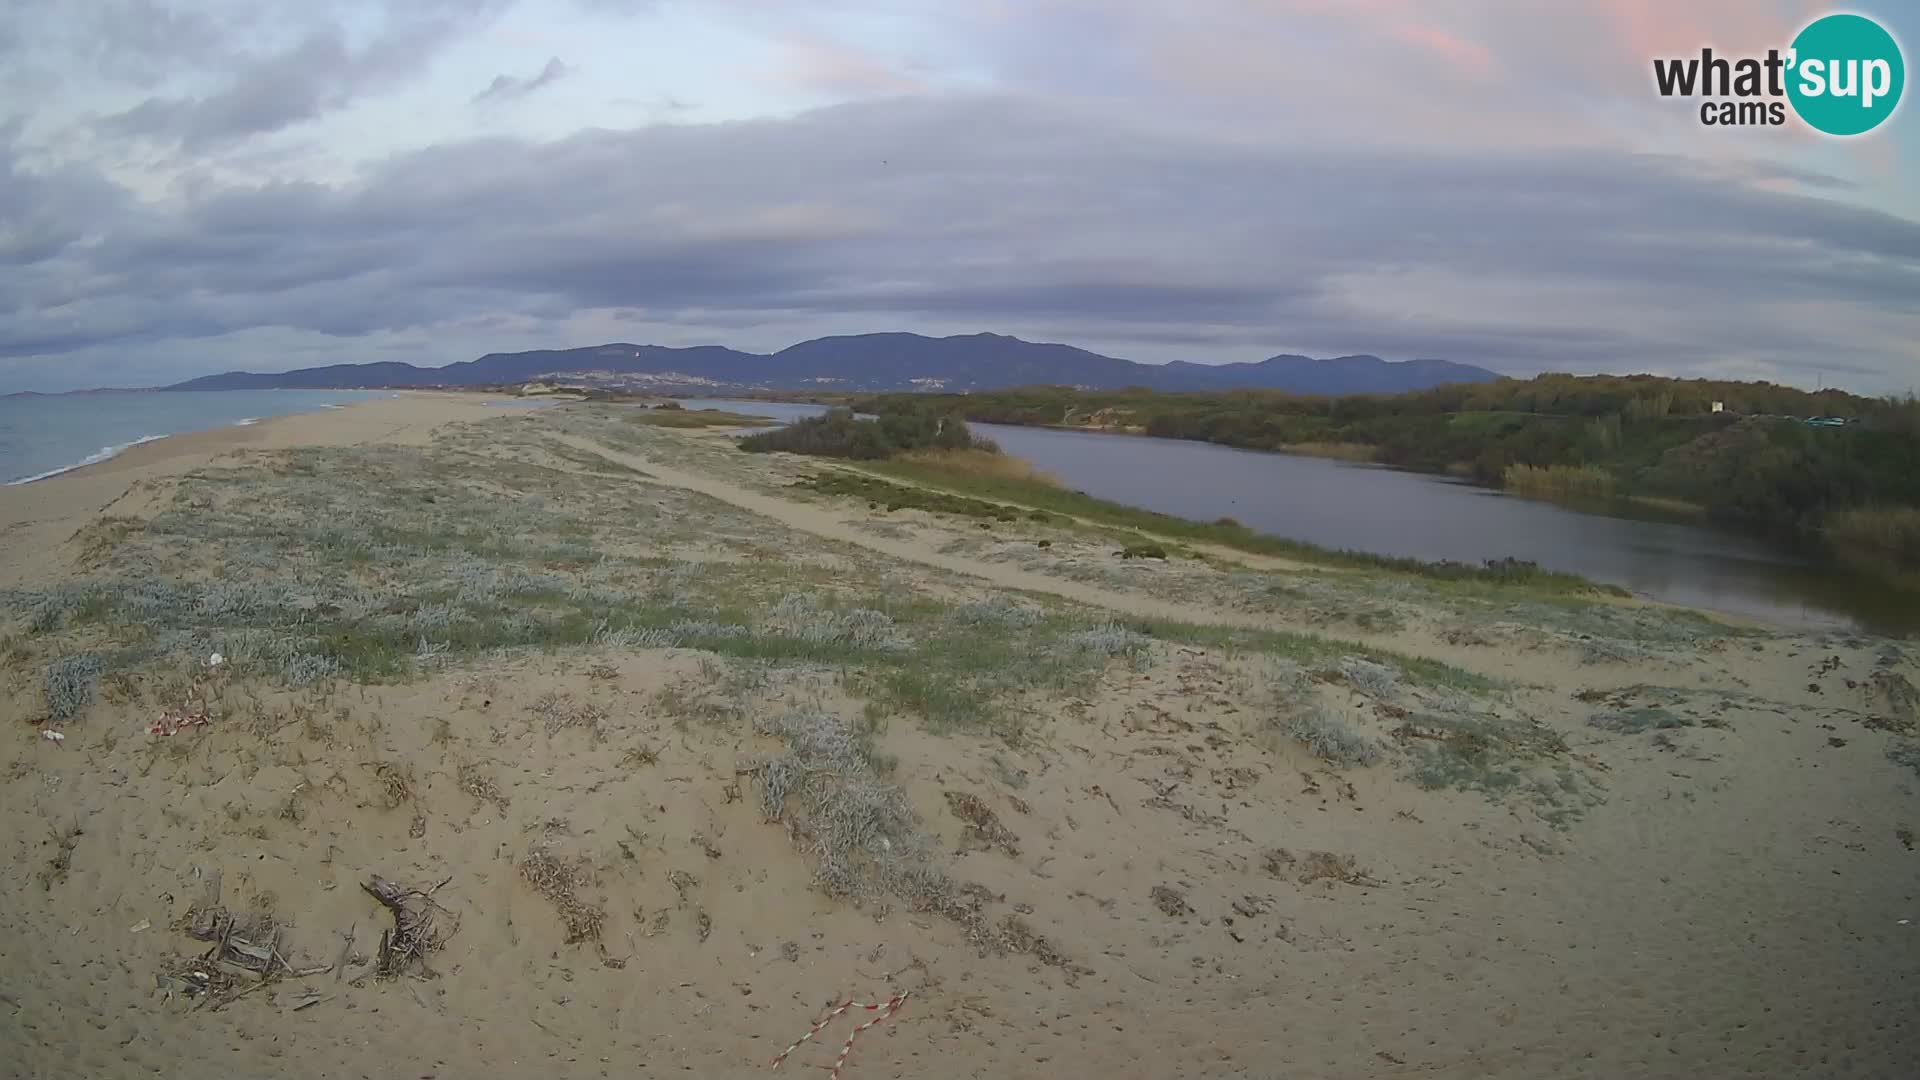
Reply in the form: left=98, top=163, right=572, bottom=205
left=2, top=397, right=1916, bottom=1079
left=0, top=393, right=503, bottom=589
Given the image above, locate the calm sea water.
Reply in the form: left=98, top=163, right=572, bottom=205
left=680, top=399, right=1909, bottom=635
left=0, top=390, right=386, bottom=486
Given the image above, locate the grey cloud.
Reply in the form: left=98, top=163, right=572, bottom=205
left=473, top=57, right=572, bottom=105
left=96, top=2, right=507, bottom=148
left=0, top=1, right=229, bottom=90
left=572, top=1, right=664, bottom=14
left=5, top=95, right=1919, bottom=391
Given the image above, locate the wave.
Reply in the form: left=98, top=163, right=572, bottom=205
left=5, top=434, right=169, bottom=486
left=234, top=417, right=260, bottom=426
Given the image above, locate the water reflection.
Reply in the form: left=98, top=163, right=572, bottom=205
left=674, top=399, right=1908, bottom=634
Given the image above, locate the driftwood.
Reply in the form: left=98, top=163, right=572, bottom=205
left=173, top=865, right=295, bottom=1006
left=165, top=867, right=450, bottom=1010
left=360, top=875, right=456, bottom=979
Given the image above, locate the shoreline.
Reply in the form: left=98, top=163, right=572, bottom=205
left=0, top=392, right=514, bottom=588
left=5, top=433, right=173, bottom=487
left=1, top=393, right=389, bottom=488
left=0, top=390, right=491, bottom=490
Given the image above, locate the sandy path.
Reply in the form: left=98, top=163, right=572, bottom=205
left=557, top=435, right=1291, bottom=627
left=558, top=436, right=1784, bottom=694
left=576, top=435, right=1797, bottom=687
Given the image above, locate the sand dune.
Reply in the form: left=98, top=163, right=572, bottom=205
left=2, top=399, right=1917, bottom=1079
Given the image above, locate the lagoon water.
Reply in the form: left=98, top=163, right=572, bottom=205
left=683, top=399, right=1909, bottom=634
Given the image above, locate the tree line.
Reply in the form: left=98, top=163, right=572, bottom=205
left=852, top=375, right=1920, bottom=561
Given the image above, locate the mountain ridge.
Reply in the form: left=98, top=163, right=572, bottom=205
left=165, top=332, right=1502, bottom=395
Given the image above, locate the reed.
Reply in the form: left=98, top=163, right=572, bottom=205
left=1503, top=463, right=1615, bottom=500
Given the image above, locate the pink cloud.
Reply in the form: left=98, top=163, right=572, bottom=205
left=764, top=35, right=927, bottom=97
left=1252, top=0, right=1497, bottom=77
left=1389, top=22, right=1494, bottom=77
left=1595, top=0, right=1810, bottom=58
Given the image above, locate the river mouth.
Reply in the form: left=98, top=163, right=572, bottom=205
left=677, top=399, right=1913, bottom=636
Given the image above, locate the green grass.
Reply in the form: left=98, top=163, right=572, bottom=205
left=0, top=436, right=1190, bottom=733
left=1112, top=618, right=1500, bottom=693
left=1395, top=710, right=1598, bottom=827
left=6, top=415, right=1519, bottom=760
left=852, top=459, right=1621, bottom=595
left=627, top=408, right=772, bottom=429
left=797, top=471, right=1023, bottom=522
left=1588, top=706, right=1691, bottom=733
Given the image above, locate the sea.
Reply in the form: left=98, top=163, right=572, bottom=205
left=0, top=389, right=388, bottom=486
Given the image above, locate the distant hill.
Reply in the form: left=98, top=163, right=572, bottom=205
left=165, top=332, right=1501, bottom=395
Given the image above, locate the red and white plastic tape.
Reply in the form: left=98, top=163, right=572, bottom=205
left=149, top=709, right=212, bottom=736
left=769, top=991, right=909, bottom=1079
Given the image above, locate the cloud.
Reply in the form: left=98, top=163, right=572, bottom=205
left=473, top=56, right=573, bottom=104
left=4, top=94, right=1918, bottom=393
left=2, top=1, right=1916, bottom=393
left=82, top=2, right=509, bottom=148
left=764, top=37, right=927, bottom=96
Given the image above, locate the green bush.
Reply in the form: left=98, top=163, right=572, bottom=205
left=44, top=654, right=102, bottom=723
left=1282, top=706, right=1381, bottom=768
left=738, top=406, right=992, bottom=460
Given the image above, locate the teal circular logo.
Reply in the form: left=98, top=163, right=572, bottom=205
left=1787, top=14, right=1904, bottom=136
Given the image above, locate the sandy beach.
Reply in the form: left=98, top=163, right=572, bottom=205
left=0, top=394, right=506, bottom=589
left=3, top=397, right=1917, bottom=1079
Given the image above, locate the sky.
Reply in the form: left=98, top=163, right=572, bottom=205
left=1, top=0, right=1917, bottom=394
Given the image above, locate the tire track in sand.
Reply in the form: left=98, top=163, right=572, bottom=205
left=555, top=434, right=1274, bottom=630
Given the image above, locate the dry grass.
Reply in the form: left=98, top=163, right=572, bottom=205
left=370, top=761, right=414, bottom=808
left=520, top=840, right=607, bottom=943
left=1280, top=706, right=1382, bottom=768
left=71, top=515, right=143, bottom=568
left=1869, top=670, right=1919, bottom=721
left=532, top=692, right=608, bottom=738
left=456, top=762, right=509, bottom=812
left=38, top=821, right=83, bottom=890
left=1623, top=493, right=1706, bottom=517
left=1827, top=506, right=1920, bottom=578
left=1, top=634, right=30, bottom=670
left=944, top=790, right=1019, bottom=856
left=1503, top=464, right=1616, bottom=500
left=894, top=448, right=1061, bottom=487
left=753, top=707, right=1082, bottom=976
left=1263, top=848, right=1382, bottom=887
left=1151, top=883, right=1193, bottom=917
